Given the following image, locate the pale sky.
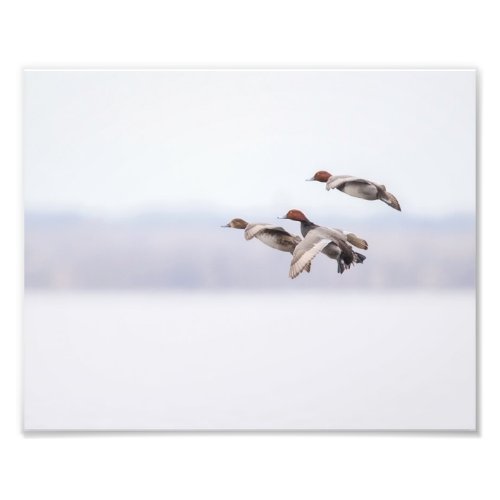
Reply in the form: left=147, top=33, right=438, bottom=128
left=24, top=69, right=476, bottom=218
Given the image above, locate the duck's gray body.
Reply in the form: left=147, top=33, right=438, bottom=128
left=244, top=223, right=301, bottom=253
left=326, top=175, right=401, bottom=211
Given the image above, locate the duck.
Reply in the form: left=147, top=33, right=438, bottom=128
left=307, top=170, right=401, bottom=211
left=222, top=218, right=311, bottom=272
left=279, top=209, right=367, bottom=278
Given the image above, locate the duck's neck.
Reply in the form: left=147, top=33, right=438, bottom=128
left=300, top=219, right=317, bottom=237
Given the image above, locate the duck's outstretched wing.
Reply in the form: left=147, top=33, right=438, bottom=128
left=326, top=176, right=373, bottom=191
left=244, top=223, right=288, bottom=240
left=289, top=232, right=333, bottom=279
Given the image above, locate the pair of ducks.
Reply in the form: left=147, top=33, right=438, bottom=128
left=222, top=170, right=401, bottom=279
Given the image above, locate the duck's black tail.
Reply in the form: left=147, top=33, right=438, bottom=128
left=337, top=260, right=346, bottom=274
left=337, top=240, right=355, bottom=274
left=353, top=252, right=366, bottom=264
left=338, top=250, right=366, bottom=274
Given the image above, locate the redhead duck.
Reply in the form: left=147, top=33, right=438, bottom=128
left=308, top=170, right=401, bottom=211
left=222, top=218, right=311, bottom=272
left=280, top=209, right=367, bottom=277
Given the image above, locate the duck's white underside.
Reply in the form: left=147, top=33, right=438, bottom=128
left=340, top=181, right=379, bottom=200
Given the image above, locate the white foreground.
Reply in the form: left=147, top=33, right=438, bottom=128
left=24, top=290, right=475, bottom=430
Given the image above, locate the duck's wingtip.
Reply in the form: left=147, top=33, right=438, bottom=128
left=346, top=233, right=369, bottom=250
left=381, top=191, right=401, bottom=211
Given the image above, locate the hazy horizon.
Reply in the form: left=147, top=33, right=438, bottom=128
left=25, top=208, right=475, bottom=290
